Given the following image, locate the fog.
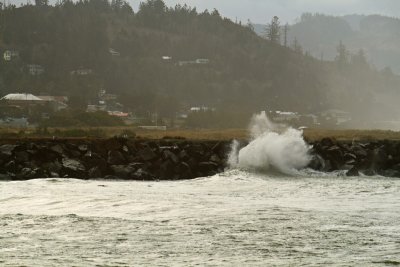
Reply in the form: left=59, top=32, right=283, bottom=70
left=11, top=0, right=400, bottom=23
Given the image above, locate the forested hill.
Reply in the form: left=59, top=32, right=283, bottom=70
left=256, top=14, right=400, bottom=74
left=1, top=0, right=400, bottom=127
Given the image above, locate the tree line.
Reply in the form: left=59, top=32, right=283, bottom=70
left=0, top=0, right=399, bottom=128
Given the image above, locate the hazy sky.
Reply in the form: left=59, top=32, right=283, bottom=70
left=11, top=0, right=400, bottom=24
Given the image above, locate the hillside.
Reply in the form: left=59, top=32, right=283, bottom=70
left=0, top=1, right=400, bottom=128
left=256, top=13, right=400, bottom=74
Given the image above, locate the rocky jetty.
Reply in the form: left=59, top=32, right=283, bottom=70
left=309, top=138, right=400, bottom=177
left=0, top=138, right=229, bottom=181
left=1, top=137, right=400, bottom=180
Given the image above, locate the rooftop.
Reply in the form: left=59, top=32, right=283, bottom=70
left=1, top=93, right=43, bottom=101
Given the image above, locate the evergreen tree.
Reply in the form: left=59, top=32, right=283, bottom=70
left=246, top=19, right=255, bottom=32
left=264, top=16, right=281, bottom=44
left=335, top=41, right=349, bottom=68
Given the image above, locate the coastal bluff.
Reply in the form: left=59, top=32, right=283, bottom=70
left=1, top=137, right=400, bottom=180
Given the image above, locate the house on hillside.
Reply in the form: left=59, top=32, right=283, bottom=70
left=70, top=68, right=93, bottom=76
left=27, top=64, right=45, bottom=75
left=272, top=111, right=300, bottom=123
left=1, top=93, right=45, bottom=107
left=195, top=59, right=210, bottom=64
left=0, top=93, right=68, bottom=112
left=3, top=50, right=19, bottom=61
left=320, top=109, right=351, bottom=126
left=178, top=58, right=210, bottom=66
left=190, top=106, right=216, bottom=112
left=109, top=48, right=120, bottom=57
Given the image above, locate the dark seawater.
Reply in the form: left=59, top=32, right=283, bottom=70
left=1, top=171, right=400, bottom=266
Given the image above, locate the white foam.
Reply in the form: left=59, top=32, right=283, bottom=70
left=229, top=112, right=311, bottom=175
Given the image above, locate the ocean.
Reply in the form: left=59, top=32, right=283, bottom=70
left=1, top=171, right=399, bottom=266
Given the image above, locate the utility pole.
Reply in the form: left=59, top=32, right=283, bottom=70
left=283, top=23, right=289, bottom=47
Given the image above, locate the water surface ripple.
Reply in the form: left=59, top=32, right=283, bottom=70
left=1, top=171, right=400, bottom=266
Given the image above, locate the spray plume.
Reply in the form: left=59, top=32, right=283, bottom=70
left=229, top=112, right=311, bottom=175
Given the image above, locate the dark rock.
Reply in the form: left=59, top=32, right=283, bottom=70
left=178, top=150, right=190, bottom=161
left=0, top=144, right=17, bottom=157
left=122, top=145, right=129, bottom=153
left=210, top=154, right=221, bottom=164
left=50, top=172, right=60, bottom=178
left=67, top=149, right=81, bottom=158
left=308, top=155, right=325, bottom=171
left=346, top=166, right=360, bottom=177
left=15, top=151, right=30, bottom=163
left=391, top=163, right=400, bottom=172
left=160, top=160, right=174, bottom=179
left=61, top=158, right=86, bottom=178
left=78, top=144, right=88, bottom=153
left=352, top=145, right=368, bottom=158
left=139, top=146, right=157, bottom=161
left=344, top=153, right=357, bottom=161
left=132, top=168, right=156, bottom=181
left=50, top=144, right=64, bottom=155
left=3, top=161, right=16, bottom=172
left=320, top=138, right=335, bottom=148
left=104, top=138, right=123, bottom=151
left=198, top=162, right=219, bottom=174
left=88, top=167, right=102, bottom=179
left=371, top=147, right=388, bottom=170
left=0, top=173, right=10, bottom=180
left=108, top=150, right=125, bottom=165
left=16, top=168, right=37, bottom=180
left=110, top=165, right=135, bottom=179
left=175, top=162, right=192, bottom=179
left=103, top=175, right=119, bottom=180
left=212, top=142, right=224, bottom=154
left=42, top=161, right=62, bottom=173
left=163, top=150, right=179, bottom=164
left=83, top=152, right=107, bottom=169
left=128, top=162, right=145, bottom=170
left=35, top=148, right=61, bottom=163
left=322, top=159, right=333, bottom=172
left=62, top=158, right=85, bottom=172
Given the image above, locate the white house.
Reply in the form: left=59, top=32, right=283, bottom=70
left=70, top=68, right=93, bottom=76
left=109, top=48, right=120, bottom=57
left=3, top=50, right=19, bottom=61
left=27, top=64, right=44, bottom=75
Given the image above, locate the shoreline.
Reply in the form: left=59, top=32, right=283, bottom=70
left=1, top=137, right=400, bottom=180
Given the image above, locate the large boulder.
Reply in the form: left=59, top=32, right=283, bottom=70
left=0, top=144, right=17, bottom=157
left=15, top=151, right=30, bottom=163
left=308, top=155, right=325, bottom=171
left=110, top=165, right=135, bottom=179
left=88, top=167, right=102, bottom=179
left=16, top=168, right=38, bottom=180
left=163, top=150, right=179, bottom=164
left=138, top=146, right=157, bottom=161
left=0, top=173, right=11, bottom=180
left=61, top=158, right=86, bottom=178
left=131, top=168, right=156, bottom=181
left=107, top=150, right=125, bottom=165
left=346, top=166, right=360, bottom=177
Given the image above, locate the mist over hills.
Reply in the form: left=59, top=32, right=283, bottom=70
left=255, top=13, right=400, bottom=74
left=1, top=1, right=400, bottom=128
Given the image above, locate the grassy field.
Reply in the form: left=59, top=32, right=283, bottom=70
left=1, top=126, right=400, bottom=141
